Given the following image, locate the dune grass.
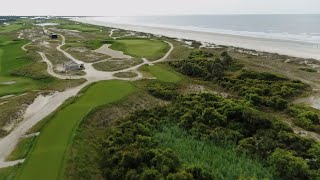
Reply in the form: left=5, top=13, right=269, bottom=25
left=155, top=125, right=274, bottom=179
left=92, top=58, right=143, bottom=72
left=6, top=136, right=36, bottom=161
left=146, top=65, right=182, bottom=83
left=109, top=39, right=169, bottom=60
left=16, top=80, right=136, bottom=180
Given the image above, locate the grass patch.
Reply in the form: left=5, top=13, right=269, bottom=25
left=298, top=67, right=317, bottom=73
left=92, top=58, right=143, bottom=71
left=155, top=125, right=274, bottom=179
left=0, top=24, right=22, bottom=33
left=113, top=71, right=138, bottom=78
left=0, top=165, right=21, bottom=180
left=146, top=65, right=182, bottom=83
left=6, top=136, right=36, bottom=161
left=59, top=24, right=101, bottom=32
left=109, top=39, right=169, bottom=60
left=17, top=80, right=136, bottom=180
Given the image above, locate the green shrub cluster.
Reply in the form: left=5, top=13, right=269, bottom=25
left=100, top=93, right=320, bottom=179
left=171, top=51, right=307, bottom=110
left=147, top=82, right=177, bottom=100
left=288, top=105, right=320, bottom=133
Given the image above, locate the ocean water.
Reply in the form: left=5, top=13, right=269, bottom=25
left=94, top=15, right=320, bottom=44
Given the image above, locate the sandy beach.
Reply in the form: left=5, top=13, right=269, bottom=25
left=73, top=17, right=320, bottom=61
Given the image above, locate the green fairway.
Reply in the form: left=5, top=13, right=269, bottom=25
left=17, top=80, right=136, bottom=180
left=59, top=24, right=101, bottom=32
left=147, top=65, right=182, bottom=83
left=0, top=38, right=42, bottom=96
left=0, top=24, right=22, bottom=33
left=109, top=39, right=169, bottom=60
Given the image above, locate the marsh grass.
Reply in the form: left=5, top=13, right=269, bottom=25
left=155, top=125, right=274, bottom=179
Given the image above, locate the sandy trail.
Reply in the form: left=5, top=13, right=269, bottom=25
left=21, top=42, right=31, bottom=52
left=0, top=33, right=174, bottom=168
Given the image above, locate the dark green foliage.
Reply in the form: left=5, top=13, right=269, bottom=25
left=171, top=51, right=307, bottom=110
left=268, top=148, right=310, bottom=179
left=147, top=82, right=178, bottom=100
left=99, top=92, right=320, bottom=179
left=288, top=105, right=320, bottom=133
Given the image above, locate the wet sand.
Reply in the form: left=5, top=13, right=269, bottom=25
left=73, top=17, right=320, bottom=61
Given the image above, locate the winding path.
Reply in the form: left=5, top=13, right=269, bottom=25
left=0, top=32, right=174, bottom=168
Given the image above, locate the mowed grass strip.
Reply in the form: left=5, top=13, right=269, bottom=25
left=147, top=65, right=182, bottom=83
left=17, top=80, right=136, bottom=180
left=109, top=39, right=169, bottom=60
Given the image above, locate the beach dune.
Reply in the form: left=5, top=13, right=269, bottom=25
left=73, top=17, right=320, bottom=60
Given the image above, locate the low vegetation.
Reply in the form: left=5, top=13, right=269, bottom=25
left=113, top=72, right=138, bottom=78
left=288, top=105, right=320, bottom=133
left=93, top=58, right=143, bottom=71
left=299, top=67, right=317, bottom=73
left=6, top=136, right=36, bottom=161
left=171, top=51, right=307, bottom=110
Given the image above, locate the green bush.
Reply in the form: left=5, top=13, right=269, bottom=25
left=147, top=82, right=178, bottom=100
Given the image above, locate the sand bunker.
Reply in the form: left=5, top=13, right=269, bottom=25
left=0, top=81, right=16, bottom=85
left=94, top=44, right=132, bottom=59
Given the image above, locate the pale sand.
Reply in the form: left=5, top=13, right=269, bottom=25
left=0, top=81, right=16, bottom=85
left=94, top=44, right=132, bottom=59
left=73, top=17, right=320, bottom=61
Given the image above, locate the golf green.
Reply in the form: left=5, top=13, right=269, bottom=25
left=147, top=65, right=182, bottom=83
left=17, top=80, right=136, bottom=180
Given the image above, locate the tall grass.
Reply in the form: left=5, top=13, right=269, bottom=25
left=154, top=125, right=274, bottom=179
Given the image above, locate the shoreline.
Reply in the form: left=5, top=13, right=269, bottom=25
left=72, top=17, right=320, bottom=61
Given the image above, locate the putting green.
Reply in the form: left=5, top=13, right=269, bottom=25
left=109, top=39, right=169, bottom=60
left=147, top=65, right=182, bottom=83
left=17, top=80, right=136, bottom=180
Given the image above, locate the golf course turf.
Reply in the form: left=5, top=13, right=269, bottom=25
left=0, top=37, right=41, bottom=96
left=147, top=65, right=182, bottom=83
left=16, top=80, right=136, bottom=180
left=109, top=39, right=169, bottom=60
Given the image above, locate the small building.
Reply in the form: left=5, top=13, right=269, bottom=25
left=63, top=60, right=84, bottom=71
left=51, top=34, right=58, bottom=39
